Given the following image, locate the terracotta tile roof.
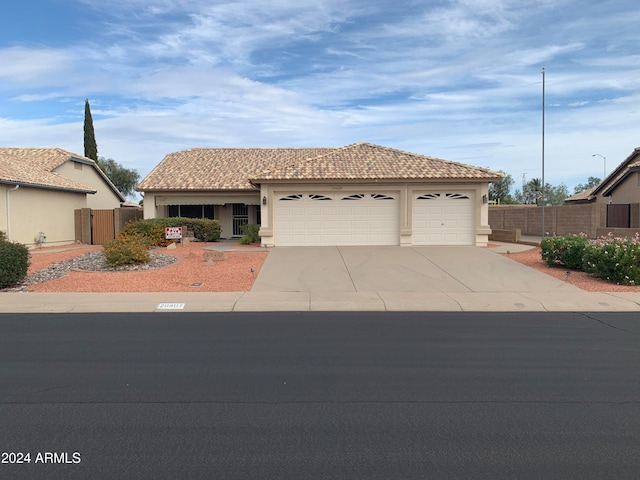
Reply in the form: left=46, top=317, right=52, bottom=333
left=564, top=187, right=597, bottom=204
left=138, top=143, right=502, bottom=191
left=0, top=148, right=97, bottom=193
left=251, top=143, right=503, bottom=182
left=137, top=147, right=334, bottom=191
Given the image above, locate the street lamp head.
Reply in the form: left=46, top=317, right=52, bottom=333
left=592, top=154, right=607, bottom=178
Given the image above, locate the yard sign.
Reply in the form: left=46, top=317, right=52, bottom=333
left=165, top=227, right=183, bottom=240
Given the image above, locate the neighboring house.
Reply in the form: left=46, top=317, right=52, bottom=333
left=137, top=142, right=502, bottom=246
left=566, top=147, right=640, bottom=205
left=0, top=148, right=125, bottom=247
left=564, top=147, right=640, bottom=228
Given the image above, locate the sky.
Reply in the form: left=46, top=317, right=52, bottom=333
left=1, top=0, right=639, bottom=197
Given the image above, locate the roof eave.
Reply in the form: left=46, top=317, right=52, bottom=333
left=592, top=147, right=640, bottom=197
left=250, top=177, right=501, bottom=184
left=0, top=179, right=96, bottom=194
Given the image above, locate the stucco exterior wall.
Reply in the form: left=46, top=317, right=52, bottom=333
left=601, top=172, right=640, bottom=204
left=54, top=161, right=123, bottom=209
left=1, top=185, right=87, bottom=247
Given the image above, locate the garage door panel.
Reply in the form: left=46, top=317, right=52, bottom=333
left=275, top=192, right=399, bottom=246
left=413, top=192, right=475, bottom=245
left=322, top=219, right=337, bottom=229
left=291, top=206, right=307, bottom=215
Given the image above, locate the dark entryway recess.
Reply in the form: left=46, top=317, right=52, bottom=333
left=232, top=204, right=249, bottom=236
left=607, top=204, right=630, bottom=228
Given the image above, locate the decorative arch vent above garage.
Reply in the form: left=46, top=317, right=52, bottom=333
left=274, top=192, right=400, bottom=246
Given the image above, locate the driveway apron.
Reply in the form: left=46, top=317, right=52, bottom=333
left=252, top=246, right=579, bottom=293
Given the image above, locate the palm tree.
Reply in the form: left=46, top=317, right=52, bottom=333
left=527, top=178, right=542, bottom=205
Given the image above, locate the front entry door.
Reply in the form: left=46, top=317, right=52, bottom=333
left=232, top=204, right=249, bottom=236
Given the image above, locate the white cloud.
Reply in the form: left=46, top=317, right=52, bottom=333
left=0, top=47, right=76, bottom=86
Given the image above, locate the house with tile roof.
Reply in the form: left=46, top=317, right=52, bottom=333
left=137, top=142, right=503, bottom=246
left=1, top=148, right=125, bottom=246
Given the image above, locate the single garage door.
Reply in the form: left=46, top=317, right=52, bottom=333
left=412, top=192, right=475, bottom=245
left=275, top=192, right=399, bottom=246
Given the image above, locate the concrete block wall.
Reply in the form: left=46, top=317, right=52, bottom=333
left=489, top=204, right=608, bottom=238
left=114, top=207, right=143, bottom=236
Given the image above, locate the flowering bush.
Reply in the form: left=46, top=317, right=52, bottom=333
left=540, top=233, right=589, bottom=270
left=582, top=233, right=640, bottom=285
left=104, top=234, right=150, bottom=267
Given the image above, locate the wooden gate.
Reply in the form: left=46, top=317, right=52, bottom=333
left=92, top=209, right=115, bottom=245
left=607, top=204, right=630, bottom=228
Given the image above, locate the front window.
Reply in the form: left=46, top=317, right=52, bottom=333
left=168, top=205, right=215, bottom=219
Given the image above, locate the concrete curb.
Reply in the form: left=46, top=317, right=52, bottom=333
left=2, top=291, right=640, bottom=313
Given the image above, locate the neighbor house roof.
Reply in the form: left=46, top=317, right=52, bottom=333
left=0, top=148, right=124, bottom=201
left=138, top=143, right=502, bottom=191
left=564, top=187, right=597, bottom=204
left=251, top=143, right=503, bottom=182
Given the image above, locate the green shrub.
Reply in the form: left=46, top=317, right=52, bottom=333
left=104, top=234, right=150, bottom=267
left=238, top=224, right=261, bottom=245
left=540, top=234, right=589, bottom=270
left=120, top=219, right=169, bottom=247
left=582, top=233, right=640, bottom=285
left=120, top=218, right=221, bottom=246
left=0, top=239, right=30, bottom=288
left=188, top=219, right=221, bottom=242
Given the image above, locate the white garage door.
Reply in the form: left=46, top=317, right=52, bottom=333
left=412, top=192, right=475, bottom=245
left=275, top=192, right=399, bottom=246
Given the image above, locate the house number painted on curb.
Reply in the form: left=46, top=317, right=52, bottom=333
left=157, top=303, right=185, bottom=310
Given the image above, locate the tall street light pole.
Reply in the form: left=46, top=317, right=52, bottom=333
left=592, top=153, right=606, bottom=179
left=541, top=67, right=545, bottom=239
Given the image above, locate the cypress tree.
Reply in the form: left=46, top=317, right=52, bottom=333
left=84, top=99, right=98, bottom=161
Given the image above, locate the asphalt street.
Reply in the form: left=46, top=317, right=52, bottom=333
left=1, top=311, right=639, bottom=479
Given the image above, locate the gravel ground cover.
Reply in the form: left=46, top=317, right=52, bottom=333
left=4, top=242, right=267, bottom=293
left=4, top=243, right=639, bottom=293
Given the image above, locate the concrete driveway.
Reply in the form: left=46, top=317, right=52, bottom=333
left=251, top=246, right=578, bottom=293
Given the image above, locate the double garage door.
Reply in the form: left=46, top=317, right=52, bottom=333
left=275, top=192, right=399, bottom=246
left=274, top=191, right=475, bottom=246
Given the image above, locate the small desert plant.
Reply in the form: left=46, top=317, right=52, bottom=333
left=238, top=224, right=261, bottom=245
